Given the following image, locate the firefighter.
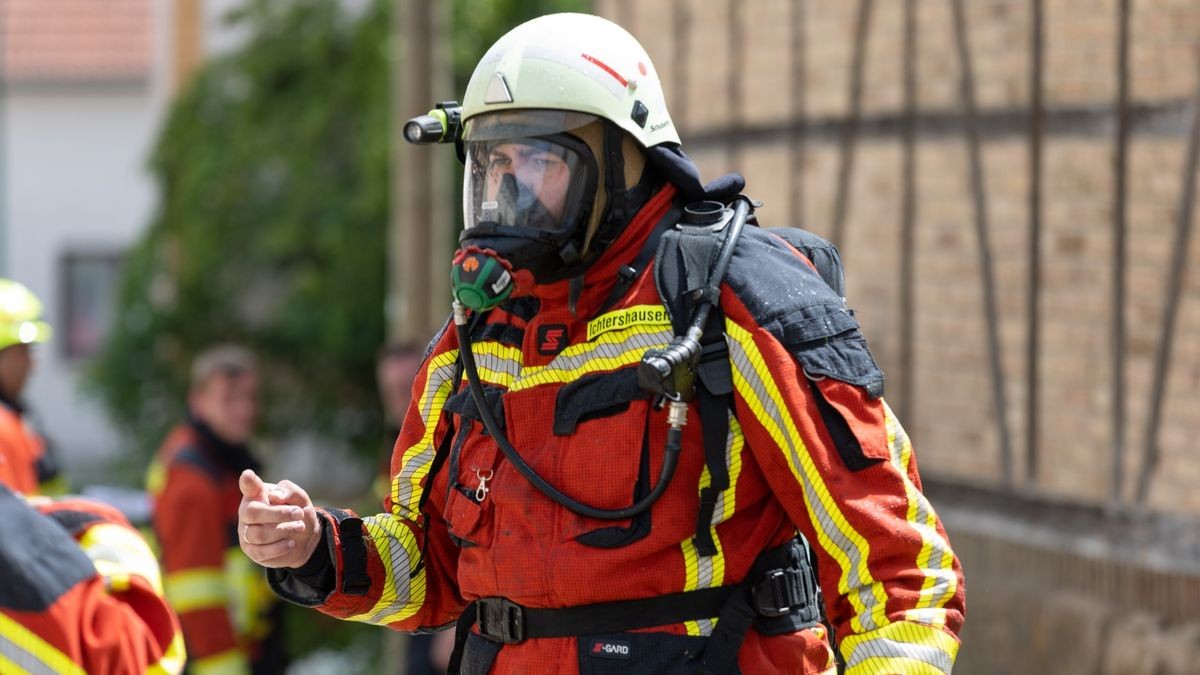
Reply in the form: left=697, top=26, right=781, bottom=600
left=0, top=278, right=64, bottom=495
left=148, top=345, right=285, bottom=674
left=0, top=484, right=185, bottom=673
left=240, top=13, right=965, bottom=674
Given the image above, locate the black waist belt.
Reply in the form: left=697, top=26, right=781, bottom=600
left=474, top=584, right=739, bottom=644
left=450, top=537, right=824, bottom=675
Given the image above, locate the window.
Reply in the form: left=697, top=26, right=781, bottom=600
left=60, top=252, right=123, bottom=359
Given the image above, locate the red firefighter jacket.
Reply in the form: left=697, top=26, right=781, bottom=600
left=149, top=423, right=283, bottom=675
left=272, top=184, right=966, bottom=674
left=0, top=486, right=185, bottom=674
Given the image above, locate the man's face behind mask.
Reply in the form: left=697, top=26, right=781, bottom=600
left=484, top=142, right=572, bottom=229
left=464, top=134, right=595, bottom=237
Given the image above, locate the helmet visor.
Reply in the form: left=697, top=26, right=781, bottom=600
left=463, top=112, right=599, bottom=236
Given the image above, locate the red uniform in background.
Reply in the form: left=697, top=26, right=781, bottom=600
left=149, top=421, right=283, bottom=675
left=0, top=399, right=45, bottom=495
left=0, top=485, right=185, bottom=674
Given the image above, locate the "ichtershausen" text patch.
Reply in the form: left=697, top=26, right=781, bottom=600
left=586, top=305, right=670, bottom=341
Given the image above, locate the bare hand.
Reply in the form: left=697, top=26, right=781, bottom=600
left=237, top=469, right=322, bottom=569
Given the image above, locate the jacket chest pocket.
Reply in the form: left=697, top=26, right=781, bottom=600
left=442, top=387, right=505, bottom=549
left=549, top=368, right=656, bottom=547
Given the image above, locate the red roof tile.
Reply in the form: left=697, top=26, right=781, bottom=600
left=0, top=0, right=151, bottom=82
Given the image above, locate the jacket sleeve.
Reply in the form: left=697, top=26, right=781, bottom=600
left=720, top=292, right=965, bottom=675
left=36, top=496, right=186, bottom=674
left=269, top=325, right=467, bottom=631
left=154, top=465, right=250, bottom=673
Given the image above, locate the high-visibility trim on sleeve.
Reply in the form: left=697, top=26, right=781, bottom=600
left=391, top=350, right=461, bottom=520
left=346, top=515, right=425, bottom=625
left=840, top=620, right=960, bottom=675
left=79, top=522, right=166, bottom=595
left=883, top=402, right=959, bottom=623
left=163, top=568, right=228, bottom=614
left=724, top=319, right=889, bottom=635
left=188, top=647, right=250, bottom=675
left=146, top=632, right=187, bottom=675
left=0, top=612, right=85, bottom=675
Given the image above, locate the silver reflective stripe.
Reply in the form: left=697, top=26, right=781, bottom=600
left=888, top=412, right=958, bottom=609
left=845, top=635, right=954, bottom=674
left=726, top=336, right=883, bottom=631
left=360, top=515, right=419, bottom=624
left=0, top=632, right=71, bottom=675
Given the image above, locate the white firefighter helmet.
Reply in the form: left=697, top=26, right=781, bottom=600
left=461, top=13, right=679, bottom=149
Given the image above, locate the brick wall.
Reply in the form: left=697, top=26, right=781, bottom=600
left=598, top=0, right=1200, bottom=515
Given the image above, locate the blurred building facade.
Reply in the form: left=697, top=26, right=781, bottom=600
left=597, top=0, right=1200, bottom=671
left=0, top=0, right=248, bottom=478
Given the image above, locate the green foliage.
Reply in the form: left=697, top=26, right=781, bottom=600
left=88, top=0, right=595, bottom=466
left=89, top=0, right=392, bottom=462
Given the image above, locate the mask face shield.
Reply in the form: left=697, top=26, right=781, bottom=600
left=462, top=111, right=600, bottom=241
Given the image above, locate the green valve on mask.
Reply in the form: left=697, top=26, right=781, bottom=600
left=452, top=251, right=514, bottom=312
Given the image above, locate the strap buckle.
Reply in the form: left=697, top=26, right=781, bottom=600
left=751, top=568, right=808, bottom=619
left=476, top=597, right=525, bottom=644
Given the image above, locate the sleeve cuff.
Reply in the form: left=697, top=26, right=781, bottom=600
left=266, top=515, right=337, bottom=607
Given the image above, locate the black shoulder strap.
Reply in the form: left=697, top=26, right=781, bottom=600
left=597, top=200, right=683, bottom=316
left=653, top=200, right=746, bottom=557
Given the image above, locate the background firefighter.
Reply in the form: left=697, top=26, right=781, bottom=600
left=148, top=344, right=287, bottom=674
left=0, top=485, right=185, bottom=673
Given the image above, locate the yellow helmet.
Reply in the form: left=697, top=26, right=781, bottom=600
left=0, top=279, right=53, bottom=350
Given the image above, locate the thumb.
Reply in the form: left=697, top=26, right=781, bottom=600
left=239, top=469, right=269, bottom=502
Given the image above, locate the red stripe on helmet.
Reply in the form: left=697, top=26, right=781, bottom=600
left=581, top=53, right=627, bottom=87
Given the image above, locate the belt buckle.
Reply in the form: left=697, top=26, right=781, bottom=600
left=752, top=569, right=802, bottom=618
left=476, top=597, right=525, bottom=644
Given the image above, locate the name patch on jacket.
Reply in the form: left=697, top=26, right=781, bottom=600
left=586, top=305, right=669, bottom=341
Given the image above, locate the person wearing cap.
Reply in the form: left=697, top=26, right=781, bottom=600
left=237, top=13, right=965, bottom=674
left=0, top=278, right=61, bottom=495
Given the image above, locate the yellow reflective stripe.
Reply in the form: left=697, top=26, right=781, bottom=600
left=510, top=325, right=672, bottom=391
left=0, top=652, right=31, bottom=675
left=680, top=534, right=703, bottom=637
left=883, top=402, right=958, bottom=622
left=223, top=548, right=275, bottom=640
left=146, top=632, right=187, bottom=675
left=189, top=647, right=250, bottom=675
left=79, top=522, right=166, bottom=595
left=725, top=320, right=888, bottom=635
left=840, top=621, right=959, bottom=675
left=467, top=341, right=521, bottom=388
left=0, top=612, right=85, bottom=675
left=717, top=415, right=744, bottom=524
left=392, top=349, right=461, bottom=519
left=146, top=458, right=166, bottom=498
left=164, top=568, right=227, bottom=613
left=347, top=515, right=424, bottom=625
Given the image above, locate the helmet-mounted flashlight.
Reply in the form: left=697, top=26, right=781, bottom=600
left=403, top=101, right=463, bottom=145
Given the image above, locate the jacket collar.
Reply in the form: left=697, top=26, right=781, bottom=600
left=530, top=183, right=677, bottom=319
left=187, top=415, right=260, bottom=475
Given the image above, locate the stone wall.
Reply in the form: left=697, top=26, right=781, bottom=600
left=597, top=0, right=1200, bottom=514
